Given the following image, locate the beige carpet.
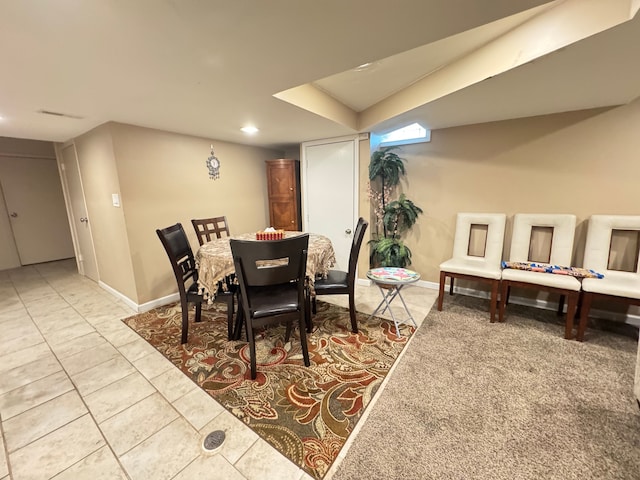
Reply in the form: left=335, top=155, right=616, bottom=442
left=333, top=296, right=640, bottom=480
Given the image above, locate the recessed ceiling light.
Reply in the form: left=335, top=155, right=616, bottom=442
left=354, top=62, right=379, bottom=72
left=241, top=126, right=259, bottom=134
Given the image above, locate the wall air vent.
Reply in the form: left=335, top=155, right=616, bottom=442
left=37, top=109, right=84, bottom=119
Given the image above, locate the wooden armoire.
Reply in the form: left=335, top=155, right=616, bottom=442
left=265, top=159, right=301, bottom=231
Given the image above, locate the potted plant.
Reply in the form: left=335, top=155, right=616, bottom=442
left=368, top=146, right=423, bottom=268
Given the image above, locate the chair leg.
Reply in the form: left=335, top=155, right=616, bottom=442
left=284, top=320, right=292, bottom=342
left=576, top=291, right=592, bottom=342
left=449, top=276, right=455, bottom=295
left=498, top=281, right=509, bottom=322
left=305, top=288, right=312, bottom=333
left=226, top=295, right=234, bottom=341
left=489, top=280, right=499, bottom=323
left=181, top=300, right=190, bottom=344
left=194, top=301, right=202, bottom=322
left=246, top=321, right=257, bottom=379
left=348, top=289, right=358, bottom=333
left=437, top=271, right=446, bottom=311
left=564, top=291, right=579, bottom=340
left=298, top=312, right=310, bottom=367
left=557, top=294, right=566, bottom=315
left=312, top=296, right=317, bottom=314
left=235, top=293, right=247, bottom=340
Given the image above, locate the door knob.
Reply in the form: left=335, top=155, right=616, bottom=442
left=10, top=212, right=17, bottom=218
left=80, top=217, right=88, bottom=223
left=345, top=229, right=352, bottom=234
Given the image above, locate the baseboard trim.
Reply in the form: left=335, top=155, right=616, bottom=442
left=99, top=281, right=179, bottom=313
left=357, top=277, right=640, bottom=327
left=138, top=293, right=180, bottom=313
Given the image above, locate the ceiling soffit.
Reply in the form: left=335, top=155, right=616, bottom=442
left=275, top=0, right=640, bottom=134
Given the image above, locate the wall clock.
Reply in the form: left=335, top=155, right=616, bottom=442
left=206, top=145, right=220, bottom=180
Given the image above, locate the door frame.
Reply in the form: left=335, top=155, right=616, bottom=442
left=55, top=141, right=99, bottom=280
left=301, top=134, right=360, bottom=269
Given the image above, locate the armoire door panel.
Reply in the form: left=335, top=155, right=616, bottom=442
left=266, top=159, right=300, bottom=231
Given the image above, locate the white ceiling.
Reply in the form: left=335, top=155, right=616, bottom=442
left=0, top=0, right=638, bottom=150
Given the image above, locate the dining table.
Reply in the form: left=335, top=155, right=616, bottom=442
left=195, top=231, right=337, bottom=302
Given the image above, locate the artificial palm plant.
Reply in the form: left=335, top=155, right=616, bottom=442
left=368, top=146, right=423, bottom=268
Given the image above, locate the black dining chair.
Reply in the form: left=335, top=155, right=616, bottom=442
left=191, top=216, right=231, bottom=246
left=156, top=223, right=235, bottom=343
left=191, top=215, right=237, bottom=294
left=230, top=234, right=311, bottom=379
left=311, top=217, right=368, bottom=333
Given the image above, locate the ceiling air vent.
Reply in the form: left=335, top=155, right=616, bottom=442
left=37, top=109, right=84, bottom=119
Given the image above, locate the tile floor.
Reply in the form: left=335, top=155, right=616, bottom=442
left=0, top=259, right=437, bottom=480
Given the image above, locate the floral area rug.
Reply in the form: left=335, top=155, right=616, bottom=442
left=123, top=300, right=415, bottom=479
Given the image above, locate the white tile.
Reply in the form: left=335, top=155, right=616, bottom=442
left=199, top=411, right=259, bottom=465
left=84, top=372, right=155, bottom=423
left=119, top=417, right=200, bottom=480
left=17, top=285, right=57, bottom=303
left=0, top=434, right=7, bottom=478
left=94, top=320, right=141, bottom=346
left=24, top=295, right=70, bottom=318
left=3, top=390, right=87, bottom=452
left=99, top=392, right=179, bottom=455
left=234, top=438, right=303, bottom=480
left=0, top=295, right=24, bottom=313
left=0, top=341, right=51, bottom=374
left=81, top=308, right=132, bottom=326
left=132, top=350, right=174, bottom=380
left=173, top=387, right=225, bottom=430
left=172, top=454, right=246, bottom=480
left=0, top=306, right=28, bottom=324
left=51, top=445, right=128, bottom=480
left=44, top=320, right=96, bottom=347
left=71, top=355, right=136, bottom=396
left=9, top=414, right=105, bottom=480
left=49, top=331, right=108, bottom=359
left=150, top=366, right=198, bottom=402
left=2, top=317, right=40, bottom=344
left=0, top=351, right=62, bottom=396
left=0, top=328, right=44, bottom=357
left=59, top=342, right=121, bottom=376
left=0, top=370, right=74, bottom=420
left=30, top=306, right=84, bottom=333
left=117, top=337, right=158, bottom=363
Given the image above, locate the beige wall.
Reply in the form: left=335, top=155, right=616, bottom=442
left=106, top=123, right=282, bottom=305
left=74, top=124, right=136, bottom=299
left=357, top=138, right=371, bottom=278
left=366, top=98, right=640, bottom=297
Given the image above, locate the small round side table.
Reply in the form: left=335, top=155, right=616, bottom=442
left=366, top=267, right=421, bottom=337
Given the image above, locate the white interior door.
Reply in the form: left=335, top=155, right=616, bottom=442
left=302, top=136, right=358, bottom=270
left=0, top=181, right=21, bottom=270
left=0, top=156, right=75, bottom=265
left=60, top=143, right=99, bottom=281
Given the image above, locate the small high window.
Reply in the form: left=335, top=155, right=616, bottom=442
left=377, top=122, right=431, bottom=147
left=370, top=123, right=431, bottom=150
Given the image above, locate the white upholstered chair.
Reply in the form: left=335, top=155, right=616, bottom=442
left=578, top=215, right=640, bottom=342
left=438, top=213, right=506, bottom=322
left=499, top=214, right=581, bottom=339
